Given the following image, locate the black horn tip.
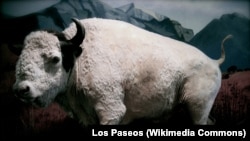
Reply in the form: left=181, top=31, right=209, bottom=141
left=71, top=18, right=80, bottom=24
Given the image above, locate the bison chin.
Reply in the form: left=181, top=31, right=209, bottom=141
left=29, top=92, right=58, bottom=107
left=32, top=88, right=64, bottom=107
left=32, top=97, right=52, bottom=107
left=15, top=92, right=55, bottom=108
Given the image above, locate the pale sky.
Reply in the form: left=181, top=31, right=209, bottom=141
left=100, top=0, right=250, bottom=34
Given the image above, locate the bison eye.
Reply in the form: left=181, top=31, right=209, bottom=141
left=51, top=56, right=60, bottom=64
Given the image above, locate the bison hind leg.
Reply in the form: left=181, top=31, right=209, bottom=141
left=182, top=75, right=221, bottom=125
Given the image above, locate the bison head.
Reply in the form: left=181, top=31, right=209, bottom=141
left=13, top=18, right=84, bottom=107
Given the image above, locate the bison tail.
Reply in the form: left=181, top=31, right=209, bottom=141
left=217, top=34, right=233, bottom=65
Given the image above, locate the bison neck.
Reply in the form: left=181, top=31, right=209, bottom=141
left=55, top=68, right=99, bottom=126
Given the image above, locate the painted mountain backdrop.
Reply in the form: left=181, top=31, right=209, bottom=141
left=1, top=0, right=249, bottom=71
left=0, top=0, right=193, bottom=45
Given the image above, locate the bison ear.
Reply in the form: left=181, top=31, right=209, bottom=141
left=70, top=18, right=85, bottom=47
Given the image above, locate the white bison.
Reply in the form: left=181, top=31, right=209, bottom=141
left=13, top=18, right=231, bottom=125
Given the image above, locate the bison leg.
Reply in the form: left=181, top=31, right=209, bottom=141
left=92, top=87, right=126, bottom=125
left=183, top=75, right=220, bottom=125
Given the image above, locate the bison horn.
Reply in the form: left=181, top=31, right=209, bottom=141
left=70, top=18, right=85, bottom=46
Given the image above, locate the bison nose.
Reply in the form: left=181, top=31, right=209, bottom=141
left=13, top=82, right=31, bottom=99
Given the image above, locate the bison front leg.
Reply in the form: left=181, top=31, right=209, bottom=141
left=92, top=86, right=126, bottom=125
